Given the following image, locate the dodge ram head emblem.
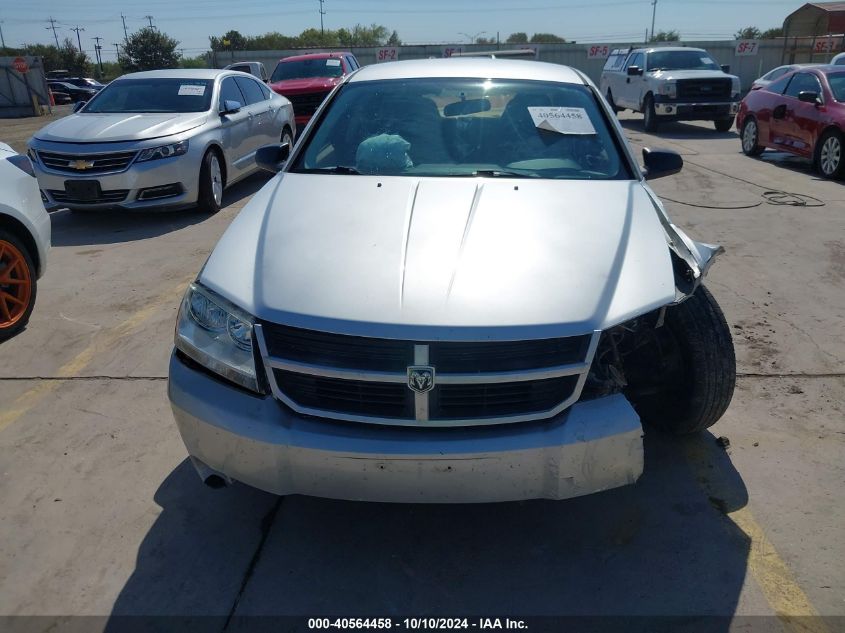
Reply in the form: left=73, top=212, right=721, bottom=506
left=407, top=366, right=435, bottom=394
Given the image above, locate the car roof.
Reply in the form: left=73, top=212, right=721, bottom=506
left=117, top=68, right=231, bottom=80
left=349, top=58, right=585, bottom=84
left=280, top=52, right=352, bottom=62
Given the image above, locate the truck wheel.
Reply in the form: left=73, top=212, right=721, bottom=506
left=627, top=286, right=736, bottom=435
left=0, top=229, right=37, bottom=342
left=714, top=118, right=733, bottom=132
left=816, top=129, right=845, bottom=179
left=643, top=94, right=658, bottom=132
left=740, top=117, right=764, bottom=156
left=197, top=149, right=224, bottom=214
left=606, top=89, right=621, bottom=114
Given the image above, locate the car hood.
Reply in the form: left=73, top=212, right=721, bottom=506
left=34, top=112, right=208, bottom=143
left=200, top=175, right=678, bottom=339
left=270, top=76, right=340, bottom=95
left=650, top=69, right=738, bottom=82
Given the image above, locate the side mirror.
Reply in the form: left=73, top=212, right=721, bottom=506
left=642, top=147, right=683, bottom=180
left=798, top=90, right=821, bottom=105
left=255, top=142, right=291, bottom=173
left=721, top=64, right=731, bottom=74
left=221, top=100, right=242, bottom=114
left=626, top=66, right=643, bottom=76
left=72, top=101, right=87, bottom=113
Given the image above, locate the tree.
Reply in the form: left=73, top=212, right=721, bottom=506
left=476, top=36, right=497, bottom=45
left=506, top=32, right=529, bottom=44
left=649, top=30, right=680, bottom=42
left=387, top=30, right=402, bottom=46
left=209, top=30, right=247, bottom=52
left=20, top=40, right=91, bottom=75
left=734, top=26, right=762, bottom=39
left=121, top=27, right=180, bottom=72
left=180, top=54, right=210, bottom=69
left=761, top=27, right=784, bottom=38
left=530, top=32, right=566, bottom=43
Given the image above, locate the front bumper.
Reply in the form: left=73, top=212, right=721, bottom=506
left=653, top=100, right=739, bottom=119
left=168, top=352, right=644, bottom=503
left=32, top=144, right=202, bottom=211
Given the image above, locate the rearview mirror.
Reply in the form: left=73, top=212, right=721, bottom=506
left=443, top=98, right=492, bottom=117
left=642, top=147, right=683, bottom=180
left=73, top=101, right=87, bottom=113
left=255, top=142, right=291, bottom=173
left=798, top=90, right=821, bottom=105
left=721, top=64, right=731, bottom=74
left=221, top=100, right=242, bottom=114
left=626, top=66, right=643, bottom=76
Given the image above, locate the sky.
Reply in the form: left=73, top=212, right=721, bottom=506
left=1, top=0, right=801, bottom=62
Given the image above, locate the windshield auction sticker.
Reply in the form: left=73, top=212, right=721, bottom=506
left=528, top=107, right=596, bottom=135
left=178, top=84, right=206, bottom=96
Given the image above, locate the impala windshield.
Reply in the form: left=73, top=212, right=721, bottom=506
left=291, top=78, right=630, bottom=180
left=82, top=78, right=213, bottom=113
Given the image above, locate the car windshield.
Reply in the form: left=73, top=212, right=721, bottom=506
left=647, top=50, right=720, bottom=71
left=271, top=58, right=344, bottom=81
left=827, top=72, right=845, bottom=101
left=291, top=78, right=629, bottom=180
left=82, top=78, right=213, bottom=113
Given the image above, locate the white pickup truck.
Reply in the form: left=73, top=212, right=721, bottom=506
left=600, top=46, right=741, bottom=132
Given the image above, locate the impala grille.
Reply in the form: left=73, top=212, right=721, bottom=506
left=37, top=150, right=137, bottom=174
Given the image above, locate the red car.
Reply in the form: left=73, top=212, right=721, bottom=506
left=737, top=65, right=845, bottom=178
left=269, top=52, right=359, bottom=127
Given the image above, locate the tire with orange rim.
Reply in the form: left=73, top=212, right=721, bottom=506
left=0, top=229, right=37, bottom=342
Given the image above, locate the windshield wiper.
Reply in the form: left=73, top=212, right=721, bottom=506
left=469, top=169, right=538, bottom=179
left=297, top=166, right=361, bottom=175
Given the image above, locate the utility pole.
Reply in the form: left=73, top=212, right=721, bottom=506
left=46, top=17, right=61, bottom=47
left=120, top=13, right=129, bottom=40
left=112, top=42, right=120, bottom=62
left=71, top=25, right=85, bottom=52
left=318, top=0, right=326, bottom=36
left=649, top=0, right=657, bottom=42
left=144, top=15, right=155, bottom=29
left=93, top=36, right=104, bottom=72
left=0, top=21, right=6, bottom=49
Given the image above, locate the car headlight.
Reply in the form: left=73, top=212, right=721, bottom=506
left=137, top=140, right=189, bottom=162
left=660, top=82, right=677, bottom=99
left=174, top=282, right=262, bottom=392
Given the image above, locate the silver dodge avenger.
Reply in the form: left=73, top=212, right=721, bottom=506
left=29, top=69, right=294, bottom=213
left=168, top=58, right=736, bottom=503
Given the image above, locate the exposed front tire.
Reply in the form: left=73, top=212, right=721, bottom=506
left=740, top=117, right=765, bottom=156
left=606, top=89, right=620, bottom=114
left=627, top=286, right=736, bottom=435
left=643, top=94, right=658, bottom=132
left=714, top=117, right=733, bottom=133
left=0, top=230, right=37, bottom=342
left=281, top=126, right=294, bottom=147
left=816, top=129, right=845, bottom=179
left=197, top=149, right=224, bottom=214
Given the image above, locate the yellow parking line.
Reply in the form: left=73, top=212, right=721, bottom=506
left=0, top=278, right=191, bottom=433
left=684, top=441, right=829, bottom=633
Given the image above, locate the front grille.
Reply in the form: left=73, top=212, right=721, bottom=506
left=48, top=189, right=129, bottom=204
left=676, top=78, right=732, bottom=100
left=37, top=150, right=137, bottom=174
left=259, top=323, right=594, bottom=426
left=284, top=91, right=330, bottom=117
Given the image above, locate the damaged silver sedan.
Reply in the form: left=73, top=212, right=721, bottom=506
left=168, top=58, right=735, bottom=503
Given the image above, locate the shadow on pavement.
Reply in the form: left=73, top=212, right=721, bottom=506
left=106, top=428, right=750, bottom=628
left=619, top=118, right=738, bottom=141
left=49, top=173, right=270, bottom=247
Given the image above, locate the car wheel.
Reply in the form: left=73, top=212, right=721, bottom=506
left=714, top=117, right=733, bottom=133
left=740, top=117, right=765, bottom=156
left=625, top=286, right=736, bottom=435
left=606, top=89, right=620, bottom=114
left=0, top=229, right=37, bottom=342
left=281, top=126, right=294, bottom=147
left=816, top=129, right=845, bottom=179
left=643, top=94, right=658, bottom=132
left=197, top=149, right=224, bottom=214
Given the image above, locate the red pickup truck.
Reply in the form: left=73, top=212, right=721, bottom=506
left=269, top=52, right=360, bottom=127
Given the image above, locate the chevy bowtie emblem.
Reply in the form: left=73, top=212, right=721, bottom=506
left=407, top=366, right=435, bottom=394
left=70, top=159, right=95, bottom=170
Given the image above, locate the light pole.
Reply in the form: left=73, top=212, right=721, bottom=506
left=649, top=0, right=658, bottom=42
left=459, top=31, right=487, bottom=44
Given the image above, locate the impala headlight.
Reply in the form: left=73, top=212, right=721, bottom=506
left=661, top=82, right=677, bottom=99
left=175, top=282, right=261, bottom=392
left=137, top=140, right=189, bottom=162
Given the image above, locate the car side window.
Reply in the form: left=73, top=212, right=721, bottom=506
left=766, top=74, right=793, bottom=95
left=763, top=67, right=789, bottom=81
left=230, top=65, right=250, bottom=74
left=219, top=77, right=245, bottom=110
left=234, top=76, right=267, bottom=105
left=259, top=82, right=272, bottom=99
left=625, top=53, right=644, bottom=69
left=784, top=73, right=823, bottom=99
